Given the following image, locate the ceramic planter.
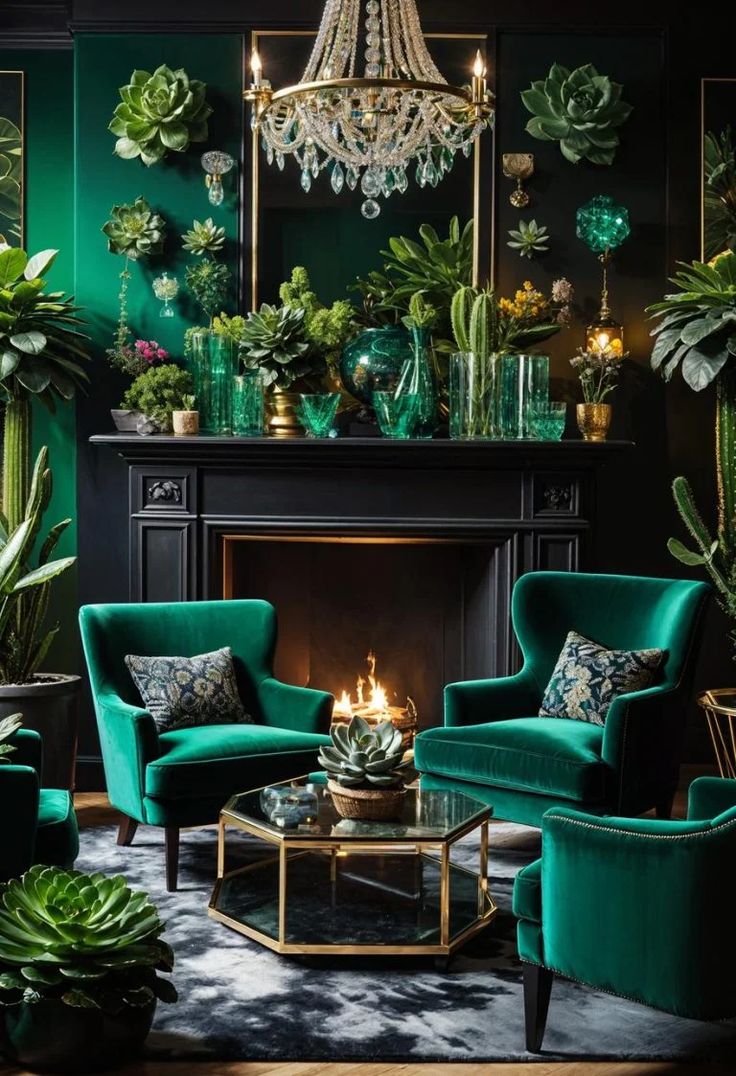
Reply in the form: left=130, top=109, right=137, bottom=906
left=110, top=409, right=143, bottom=432
left=2, top=996, right=156, bottom=1074
left=0, top=674, right=80, bottom=790
left=172, top=410, right=199, bottom=436
left=576, top=402, right=612, bottom=442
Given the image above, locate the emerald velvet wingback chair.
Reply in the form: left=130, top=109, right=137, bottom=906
left=415, top=572, right=710, bottom=826
left=0, top=729, right=78, bottom=882
left=79, top=600, right=333, bottom=890
left=514, top=777, right=736, bottom=1050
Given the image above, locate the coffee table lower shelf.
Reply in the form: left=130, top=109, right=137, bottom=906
left=209, top=817, right=497, bottom=958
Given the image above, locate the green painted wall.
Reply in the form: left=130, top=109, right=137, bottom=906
left=74, top=34, right=243, bottom=367
left=0, top=49, right=77, bottom=670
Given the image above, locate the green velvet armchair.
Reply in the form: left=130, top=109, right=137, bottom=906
left=79, top=600, right=333, bottom=890
left=416, top=572, right=710, bottom=826
left=514, top=776, right=736, bottom=1050
left=0, top=729, right=78, bottom=882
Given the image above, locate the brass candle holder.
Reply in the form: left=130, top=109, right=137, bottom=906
left=502, top=153, right=535, bottom=208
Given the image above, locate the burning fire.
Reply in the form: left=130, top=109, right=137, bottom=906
left=334, top=651, right=393, bottom=719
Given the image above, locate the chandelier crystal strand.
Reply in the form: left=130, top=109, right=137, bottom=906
left=245, top=0, right=493, bottom=218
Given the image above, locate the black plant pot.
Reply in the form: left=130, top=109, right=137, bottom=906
left=2, top=998, right=156, bottom=1073
left=0, top=674, right=80, bottom=789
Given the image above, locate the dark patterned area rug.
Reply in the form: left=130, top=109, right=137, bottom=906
left=76, top=822, right=736, bottom=1063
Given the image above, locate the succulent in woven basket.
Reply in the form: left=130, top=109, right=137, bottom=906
left=109, top=65, right=212, bottom=167
left=0, top=865, right=177, bottom=1013
left=319, top=715, right=410, bottom=789
left=521, top=63, right=632, bottom=166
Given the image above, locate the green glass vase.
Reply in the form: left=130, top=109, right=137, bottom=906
left=500, top=354, right=550, bottom=440
left=449, top=352, right=504, bottom=440
left=189, top=330, right=237, bottom=435
left=339, top=326, right=414, bottom=405
left=394, top=326, right=438, bottom=439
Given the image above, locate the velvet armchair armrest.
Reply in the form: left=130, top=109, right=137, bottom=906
left=256, top=678, right=333, bottom=736
left=688, top=775, right=736, bottom=820
left=444, top=669, right=541, bottom=728
left=538, top=805, right=736, bottom=1018
left=94, top=693, right=160, bottom=820
left=0, top=765, right=40, bottom=881
left=601, top=685, right=680, bottom=812
left=8, top=728, right=43, bottom=775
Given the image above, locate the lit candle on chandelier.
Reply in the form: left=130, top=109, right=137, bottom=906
left=251, top=50, right=263, bottom=88
left=472, top=50, right=487, bottom=102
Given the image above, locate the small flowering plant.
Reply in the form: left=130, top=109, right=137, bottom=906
left=107, top=338, right=170, bottom=379
left=495, top=278, right=574, bottom=352
left=570, top=346, right=622, bottom=403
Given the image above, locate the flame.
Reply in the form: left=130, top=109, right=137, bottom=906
left=335, top=651, right=394, bottom=718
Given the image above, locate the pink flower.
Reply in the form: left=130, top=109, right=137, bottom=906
left=157, top=348, right=168, bottom=360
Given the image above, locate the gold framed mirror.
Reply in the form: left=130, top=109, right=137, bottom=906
left=244, top=30, right=493, bottom=309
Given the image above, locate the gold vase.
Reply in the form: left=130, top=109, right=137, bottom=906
left=267, top=388, right=304, bottom=438
left=576, top=402, right=611, bottom=442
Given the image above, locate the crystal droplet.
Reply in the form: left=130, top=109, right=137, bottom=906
left=395, top=167, right=408, bottom=193
left=346, top=166, right=359, bottom=191
left=301, top=169, right=312, bottom=193
left=416, top=160, right=427, bottom=188
left=208, top=178, right=224, bottom=206
left=331, top=163, right=345, bottom=194
left=426, top=159, right=438, bottom=187
left=276, top=152, right=285, bottom=171
left=266, top=144, right=274, bottom=166
left=311, top=155, right=320, bottom=178
left=361, top=198, right=380, bottom=220
left=361, top=168, right=381, bottom=198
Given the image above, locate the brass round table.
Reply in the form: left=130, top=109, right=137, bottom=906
left=697, top=689, right=736, bottom=778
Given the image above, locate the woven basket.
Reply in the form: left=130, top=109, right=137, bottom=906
left=327, top=780, right=406, bottom=821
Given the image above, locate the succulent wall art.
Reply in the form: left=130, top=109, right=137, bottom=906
left=0, top=72, right=24, bottom=247
left=507, top=219, right=550, bottom=259
left=109, top=65, right=212, bottom=166
left=521, top=63, right=632, bottom=165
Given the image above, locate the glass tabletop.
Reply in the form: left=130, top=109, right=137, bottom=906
left=222, top=778, right=491, bottom=843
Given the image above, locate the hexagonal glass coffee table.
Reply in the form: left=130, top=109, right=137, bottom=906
left=208, top=778, right=497, bottom=957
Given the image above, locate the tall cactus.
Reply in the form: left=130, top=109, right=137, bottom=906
left=449, top=285, right=502, bottom=438
left=451, top=286, right=474, bottom=353
left=2, top=398, right=31, bottom=533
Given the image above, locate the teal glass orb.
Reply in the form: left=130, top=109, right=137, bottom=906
left=339, top=326, right=414, bottom=405
left=576, top=196, right=630, bottom=255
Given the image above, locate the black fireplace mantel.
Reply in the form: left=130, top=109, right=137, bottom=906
left=92, top=434, right=633, bottom=679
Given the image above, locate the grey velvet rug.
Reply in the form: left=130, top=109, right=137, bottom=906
left=76, top=822, right=736, bottom=1063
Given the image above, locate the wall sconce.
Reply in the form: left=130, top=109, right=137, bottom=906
left=201, top=150, right=235, bottom=207
left=576, top=195, right=630, bottom=358
left=502, top=153, right=534, bottom=208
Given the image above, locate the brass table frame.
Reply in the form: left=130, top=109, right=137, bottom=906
left=698, top=689, right=736, bottom=778
left=208, top=785, right=497, bottom=957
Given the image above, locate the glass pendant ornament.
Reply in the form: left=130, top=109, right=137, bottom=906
left=152, top=272, right=179, bottom=318
left=201, top=150, right=236, bottom=207
left=244, top=2, right=494, bottom=218
left=577, top=195, right=630, bottom=358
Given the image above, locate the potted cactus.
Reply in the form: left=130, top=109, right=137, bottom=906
left=0, top=865, right=177, bottom=1073
left=318, top=715, right=411, bottom=820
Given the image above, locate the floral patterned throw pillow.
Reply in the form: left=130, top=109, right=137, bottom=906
left=539, top=630, right=664, bottom=727
left=125, top=646, right=252, bottom=733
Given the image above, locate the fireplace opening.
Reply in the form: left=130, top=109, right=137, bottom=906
left=221, top=533, right=513, bottom=732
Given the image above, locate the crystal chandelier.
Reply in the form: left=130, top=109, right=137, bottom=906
left=244, top=0, right=494, bottom=219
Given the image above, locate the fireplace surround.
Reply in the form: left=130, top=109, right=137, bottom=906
left=93, top=435, right=631, bottom=730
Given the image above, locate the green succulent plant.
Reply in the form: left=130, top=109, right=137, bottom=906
left=109, top=65, right=212, bottom=167
left=238, top=304, right=314, bottom=389
left=184, top=260, right=232, bottom=326
left=0, top=713, right=22, bottom=763
left=182, top=217, right=225, bottom=257
left=507, top=219, right=550, bottom=259
left=704, top=127, right=736, bottom=261
left=122, top=364, right=194, bottom=432
left=318, top=715, right=410, bottom=789
left=0, top=865, right=177, bottom=1013
left=521, top=63, right=632, bottom=166
left=648, top=252, right=736, bottom=392
left=102, top=198, right=165, bottom=261
left=0, top=116, right=22, bottom=245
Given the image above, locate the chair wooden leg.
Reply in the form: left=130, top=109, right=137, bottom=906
left=656, top=794, right=675, bottom=820
left=165, top=827, right=180, bottom=892
left=116, top=815, right=139, bottom=847
left=523, top=963, right=554, bottom=1053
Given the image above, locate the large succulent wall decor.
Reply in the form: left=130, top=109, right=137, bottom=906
left=521, top=63, right=632, bottom=166
left=109, top=65, right=212, bottom=166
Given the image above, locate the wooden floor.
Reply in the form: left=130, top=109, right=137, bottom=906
left=8, top=770, right=717, bottom=1076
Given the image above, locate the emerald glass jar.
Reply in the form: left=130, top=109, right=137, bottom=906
left=449, top=352, right=504, bottom=440
left=500, top=354, right=550, bottom=440
left=189, top=330, right=237, bottom=435
left=339, top=326, right=414, bottom=405
left=395, top=326, right=438, bottom=439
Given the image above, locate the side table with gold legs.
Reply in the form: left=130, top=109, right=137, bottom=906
left=698, top=689, right=736, bottom=778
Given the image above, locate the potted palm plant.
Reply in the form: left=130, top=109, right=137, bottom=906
left=0, top=245, right=89, bottom=789
left=0, top=864, right=177, bottom=1073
